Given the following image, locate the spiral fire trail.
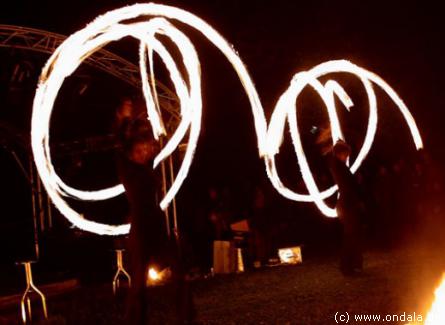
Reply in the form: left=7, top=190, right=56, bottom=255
left=31, top=3, right=422, bottom=235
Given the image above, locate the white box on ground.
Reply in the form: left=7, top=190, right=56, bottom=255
left=213, top=240, right=236, bottom=274
left=278, top=246, right=302, bottom=264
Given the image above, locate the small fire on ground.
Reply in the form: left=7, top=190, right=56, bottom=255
left=424, top=273, right=445, bottom=325
left=146, top=267, right=171, bottom=286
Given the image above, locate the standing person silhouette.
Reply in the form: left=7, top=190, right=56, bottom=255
left=248, top=185, right=270, bottom=267
left=327, top=140, right=364, bottom=276
left=114, top=98, right=194, bottom=324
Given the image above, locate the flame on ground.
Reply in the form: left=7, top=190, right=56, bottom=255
left=148, top=268, right=160, bottom=281
left=424, top=274, right=445, bottom=325
left=146, top=267, right=172, bottom=286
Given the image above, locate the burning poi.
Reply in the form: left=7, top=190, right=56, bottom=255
left=30, top=3, right=423, bottom=235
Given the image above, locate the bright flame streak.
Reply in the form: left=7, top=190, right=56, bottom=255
left=288, top=73, right=349, bottom=216
left=31, top=3, right=266, bottom=235
left=88, top=3, right=269, bottom=154
left=134, top=18, right=203, bottom=210
left=32, top=11, right=203, bottom=234
left=425, top=274, right=445, bottom=325
left=31, top=4, right=423, bottom=235
left=139, top=41, right=164, bottom=140
left=325, top=80, right=354, bottom=112
left=138, top=19, right=195, bottom=168
left=265, top=60, right=419, bottom=216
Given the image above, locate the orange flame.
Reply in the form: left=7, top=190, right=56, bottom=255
left=425, top=274, right=445, bottom=325
left=148, top=268, right=160, bottom=281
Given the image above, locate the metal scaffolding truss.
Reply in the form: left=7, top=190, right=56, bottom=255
left=0, top=26, right=182, bottom=247
left=0, top=24, right=180, bottom=120
left=0, top=24, right=183, bottom=156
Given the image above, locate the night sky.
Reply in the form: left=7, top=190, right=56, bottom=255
left=0, top=0, right=444, bottom=247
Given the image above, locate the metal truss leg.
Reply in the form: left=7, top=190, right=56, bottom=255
left=112, top=249, right=131, bottom=294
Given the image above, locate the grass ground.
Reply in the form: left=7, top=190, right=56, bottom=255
left=1, top=236, right=445, bottom=324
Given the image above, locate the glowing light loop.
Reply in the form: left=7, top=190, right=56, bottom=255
left=31, top=3, right=423, bottom=235
left=265, top=60, right=421, bottom=217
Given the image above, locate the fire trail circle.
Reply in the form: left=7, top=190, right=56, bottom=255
left=31, top=3, right=423, bottom=235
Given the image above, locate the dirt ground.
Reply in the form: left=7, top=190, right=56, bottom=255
left=2, top=234, right=444, bottom=325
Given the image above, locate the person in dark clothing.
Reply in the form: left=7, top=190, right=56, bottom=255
left=207, top=186, right=232, bottom=241
left=327, top=140, right=364, bottom=276
left=114, top=98, right=194, bottom=324
left=189, top=189, right=215, bottom=276
left=248, top=185, right=270, bottom=267
left=117, top=137, right=170, bottom=324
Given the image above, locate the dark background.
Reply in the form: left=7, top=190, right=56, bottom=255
left=0, top=0, right=444, bottom=291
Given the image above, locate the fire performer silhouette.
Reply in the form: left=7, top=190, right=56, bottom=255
left=114, top=98, right=194, bottom=324
left=327, top=140, right=364, bottom=276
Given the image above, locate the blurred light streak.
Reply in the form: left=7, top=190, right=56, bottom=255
left=31, top=3, right=423, bottom=234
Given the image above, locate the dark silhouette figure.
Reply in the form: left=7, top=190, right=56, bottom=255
left=327, top=140, right=364, bottom=276
left=189, top=188, right=217, bottom=275
left=207, top=186, right=232, bottom=241
left=248, top=185, right=270, bottom=267
left=114, top=98, right=194, bottom=324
